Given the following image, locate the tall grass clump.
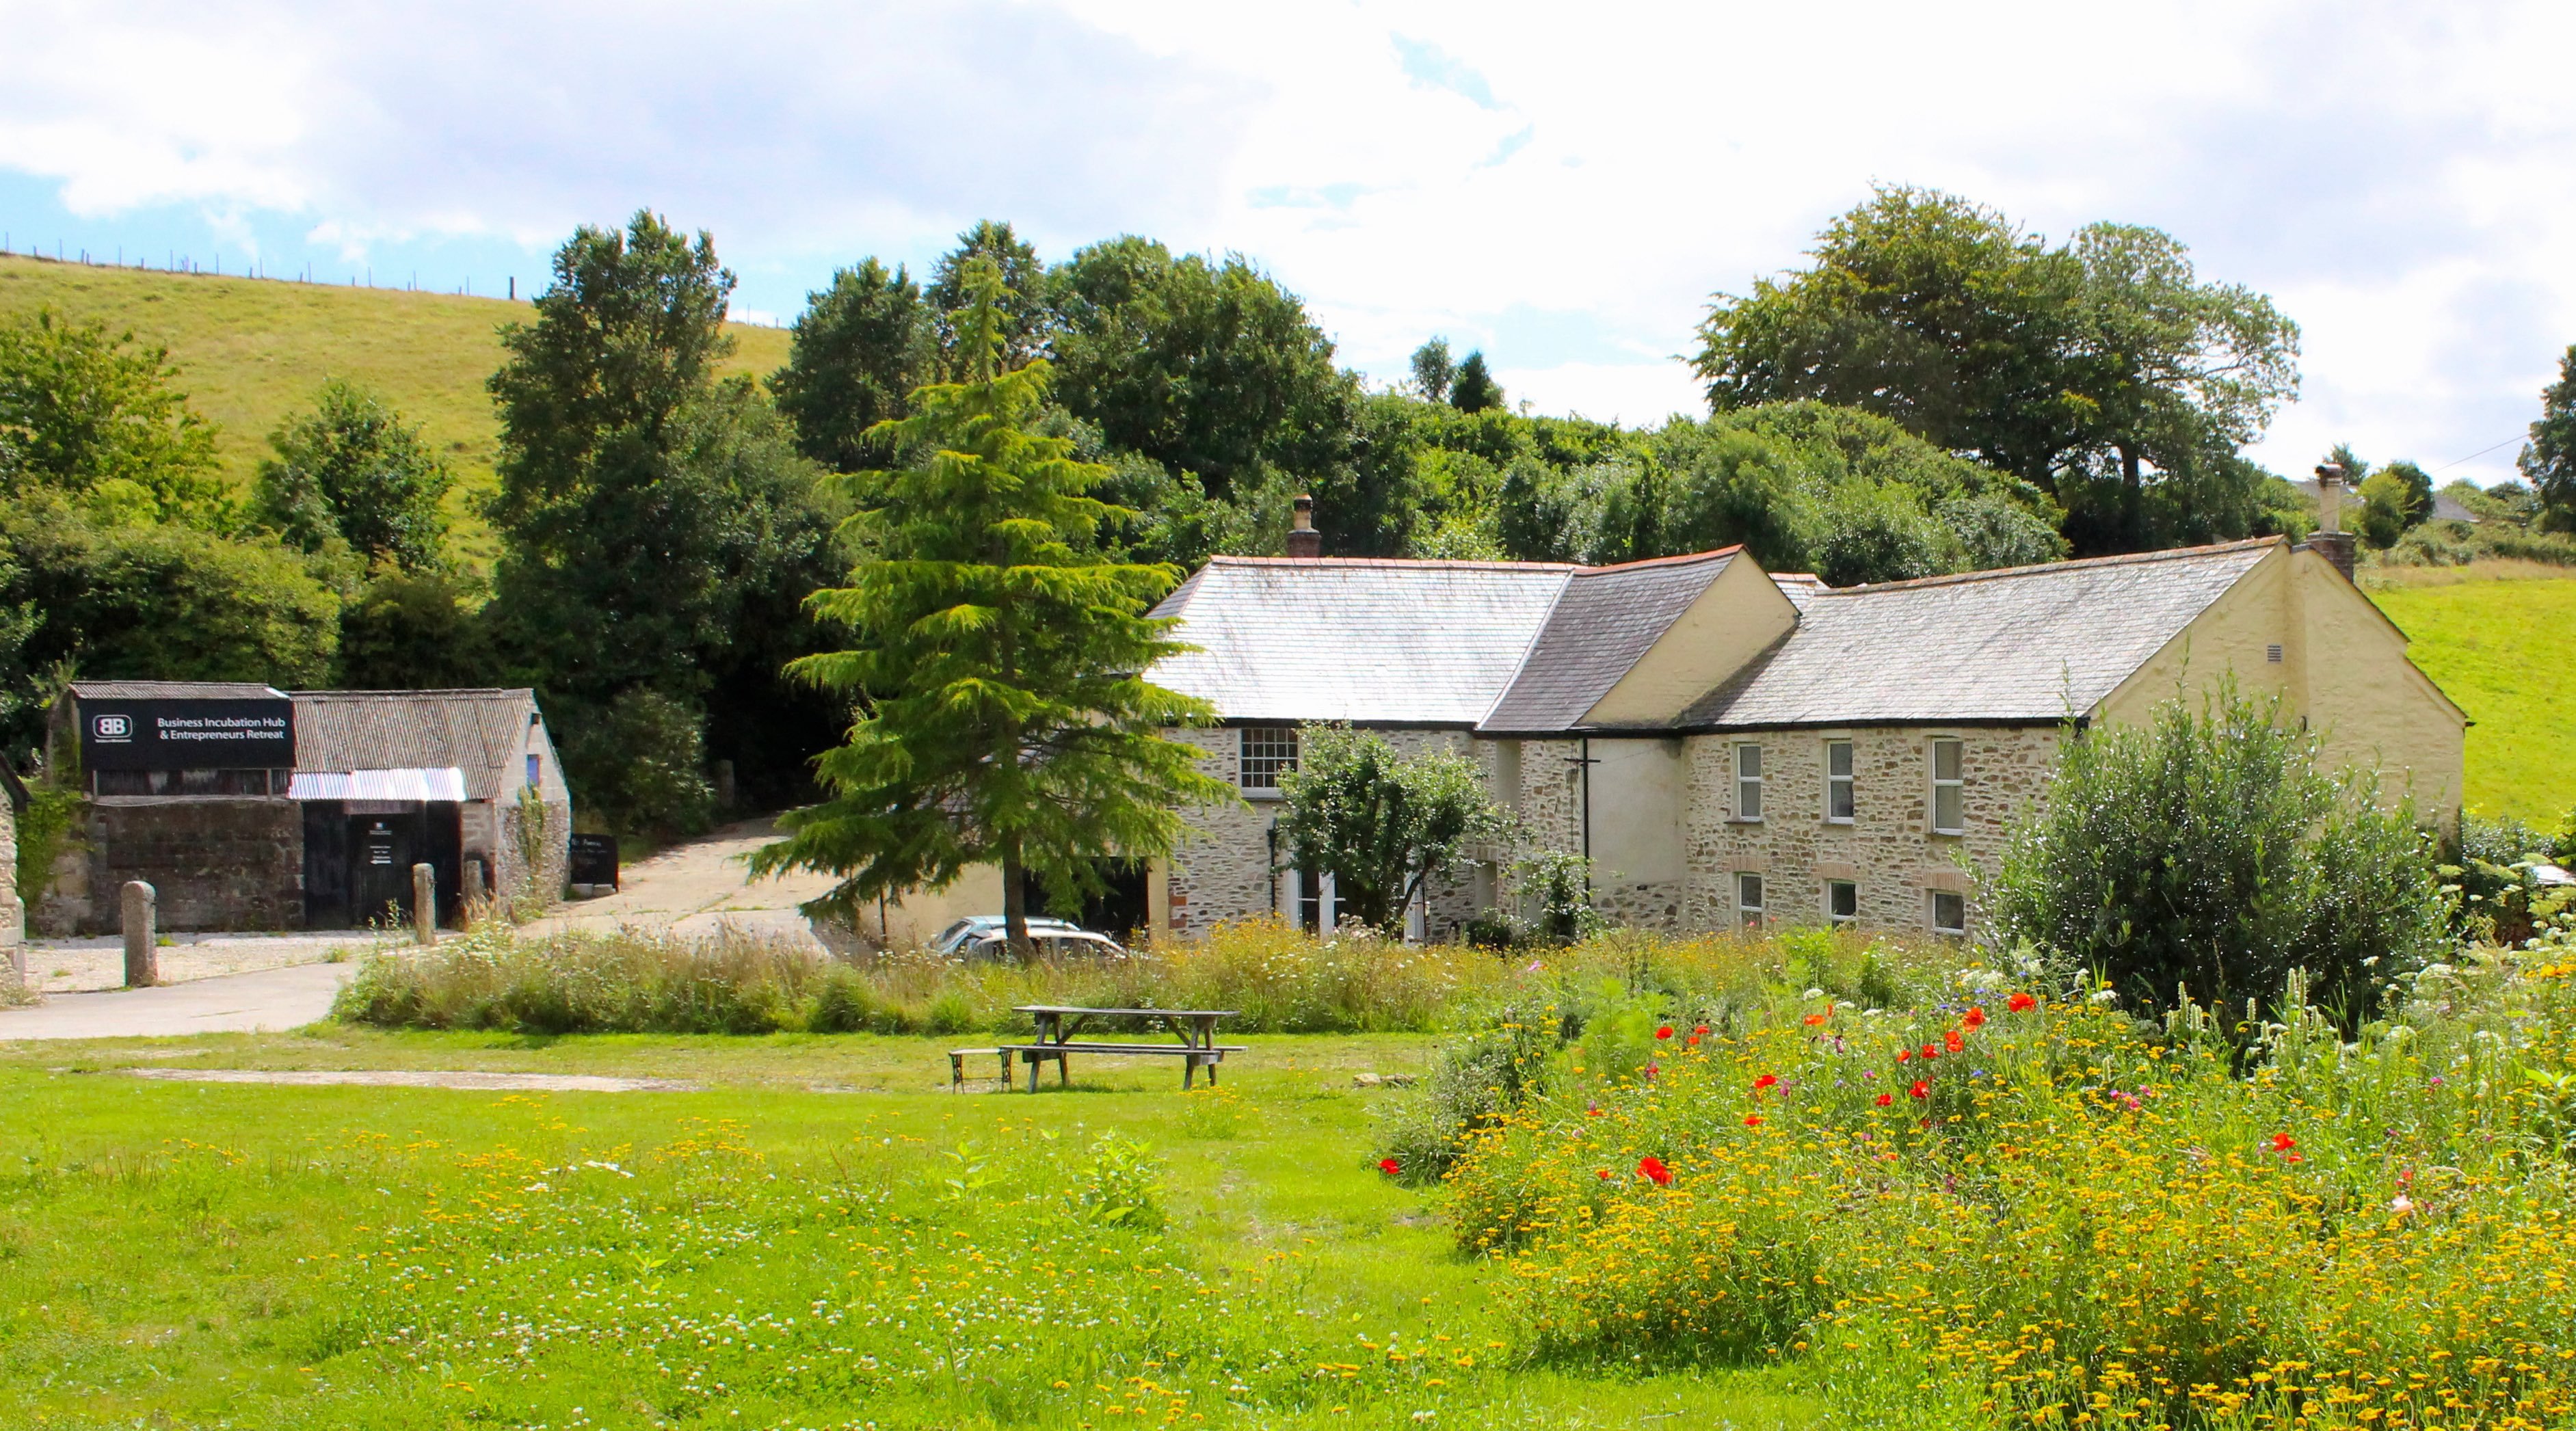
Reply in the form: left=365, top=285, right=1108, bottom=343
left=1431, top=927, right=2576, bottom=1430
left=334, top=918, right=1511, bottom=1036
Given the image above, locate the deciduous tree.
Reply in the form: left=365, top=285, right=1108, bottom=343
left=1276, top=724, right=1509, bottom=933
left=253, top=380, right=454, bottom=570
left=0, top=308, right=226, bottom=525
left=2518, top=343, right=2576, bottom=533
left=770, top=258, right=932, bottom=472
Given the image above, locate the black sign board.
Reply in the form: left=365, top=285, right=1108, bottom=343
left=568, top=833, right=620, bottom=890
left=79, top=697, right=295, bottom=772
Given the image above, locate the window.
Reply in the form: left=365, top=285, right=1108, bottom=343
left=527, top=753, right=542, bottom=788
left=1826, top=880, right=1858, bottom=926
left=1239, top=726, right=1299, bottom=793
left=1930, top=890, right=1966, bottom=936
left=1736, top=872, right=1765, bottom=926
left=1734, top=743, right=1764, bottom=820
left=1930, top=738, right=1965, bottom=834
left=1824, top=740, right=1855, bottom=823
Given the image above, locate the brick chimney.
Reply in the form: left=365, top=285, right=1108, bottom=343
left=2305, top=462, right=2357, bottom=583
left=1286, top=494, right=1322, bottom=559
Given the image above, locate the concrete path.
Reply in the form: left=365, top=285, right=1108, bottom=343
left=525, top=816, right=836, bottom=949
left=0, top=961, right=357, bottom=1041
left=16, top=931, right=389, bottom=995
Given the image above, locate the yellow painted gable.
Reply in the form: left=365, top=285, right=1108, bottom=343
left=1581, top=555, right=1798, bottom=726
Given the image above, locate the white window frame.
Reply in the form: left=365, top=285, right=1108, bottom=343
left=1824, top=739, right=1855, bottom=824
left=1929, top=889, right=1967, bottom=937
left=1734, top=742, right=1764, bottom=822
left=1736, top=872, right=1765, bottom=927
left=1929, top=738, right=1965, bottom=835
left=1238, top=725, right=1299, bottom=797
left=1286, top=867, right=1338, bottom=933
left=1825, top=879, right=1859, bottom=926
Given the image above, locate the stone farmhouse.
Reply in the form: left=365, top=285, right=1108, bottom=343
left=1141, top=511, right=2465, bottom=944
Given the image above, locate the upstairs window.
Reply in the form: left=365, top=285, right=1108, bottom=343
left=1239, top=726, right=1299, bottom=793
left=1734, top=743, right=1764, bottom=820
left=1930, top=738, right=1965, bottom=834
left=1824, top=740, right=1855, bottom=823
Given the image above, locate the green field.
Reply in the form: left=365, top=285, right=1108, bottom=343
left=2371, top=569, right=2576, bottom=825
left=0, top=1029, right=1808, bottom=1429
left=0, top=252, right=793, bottom=564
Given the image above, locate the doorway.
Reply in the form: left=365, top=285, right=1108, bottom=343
left=349, top=814, right=416, bottom=927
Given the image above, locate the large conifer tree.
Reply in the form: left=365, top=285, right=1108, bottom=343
left=752, top=262, right=1232, bottom=951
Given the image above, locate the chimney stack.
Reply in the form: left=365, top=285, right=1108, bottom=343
left=2307, top=462, right=2356, bottom=583
left=1286, top=494, right=1321, bottom=559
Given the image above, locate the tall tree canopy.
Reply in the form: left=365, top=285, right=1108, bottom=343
left=2519, top=343, right=2576, bottom=533
left=252, top=380, right=454, bottom=571
left=486, top=209, right=840, bottom=831
left=0, top=308, right=227, bottom=525
left=1449, top=350, right=1504, bottom=413
left=1693, top=187, right=2300, bottom=554
left=927, top=220, right=1052, bottom=375
left=769, top=258, right=931, bottom=473
left=752, top=263, right=1232, bottom=950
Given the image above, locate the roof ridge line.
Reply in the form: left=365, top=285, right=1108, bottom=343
left=1205, top=555, right=1584, bottom=572
left=1571, top=545, right=1743, bottom=575
left=1822, top=536, right=2283, bottom=595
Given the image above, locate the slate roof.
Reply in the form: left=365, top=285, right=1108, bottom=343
left=67, top=680, right=286, bottom=701
left=1150, top=557, right=1577, bottom=724
left=1479, top=550, right=1739, bottom=734
left=1679, top=539, right=2277, bottom=729
left=291, top=689, right=544, bottom=802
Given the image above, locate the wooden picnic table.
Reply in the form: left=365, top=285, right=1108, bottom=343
left=994, top=1004, right=1245, bottom=1093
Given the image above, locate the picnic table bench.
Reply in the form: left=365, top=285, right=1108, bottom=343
left=969, top=1004, right=1244, bottom=1093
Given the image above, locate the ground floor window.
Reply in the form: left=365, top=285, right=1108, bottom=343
left=1287, top=868, right=1338, bottom=933
left=1826, top=880, right=1858, bottom=926
left=1736, top=872, right=1765, bottom=926
left=1930, top=890, right=1966, bottom=936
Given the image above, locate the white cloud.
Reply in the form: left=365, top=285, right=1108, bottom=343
left=5, top=0, right=2576, bottom=481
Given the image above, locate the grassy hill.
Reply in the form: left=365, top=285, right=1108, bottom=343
left=0, top=252, right=793, bottom=563
left=2369, top=564, right=2576, bottom=828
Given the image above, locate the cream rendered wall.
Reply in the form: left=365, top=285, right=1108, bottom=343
left=1583, top=558, right=1798, bottom=725
left=2097, top=544, right=2466, bottom=826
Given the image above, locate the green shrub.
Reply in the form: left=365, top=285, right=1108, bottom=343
left=1984, top=681, right=2449, bottom=1017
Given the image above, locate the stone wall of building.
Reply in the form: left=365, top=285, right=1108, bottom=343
left=71, top=797, right=305, bottom=933
left=1679, top=725, right=2060, bottom=937
left=0, top=794, right=20, bottom=956
left=1165, top=725, right=1491, bottom=937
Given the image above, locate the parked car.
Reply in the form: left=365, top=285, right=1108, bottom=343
left=928, top=915, right=1081, bottom=957
left=961, top=928, right=1130, bottom=962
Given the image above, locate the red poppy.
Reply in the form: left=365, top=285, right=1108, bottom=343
left=1743, top=1114, right=1762, bottom=1128
left=1636, top=1155, right=1673, bottom=1186
left=1920, top=1043, right=1939, bottom=1060
left=1692, top=1024, right=1710, bottom=1037
left=1752, top=1073, right=1780, bottom=1093
left=1896, top=1048, right=1913, bottom=1062
left=1909, top=1080, right=1930, bottom=1100
left=2286, top=1153, right=2305, bottom=1164
left=1656, top=1026, right=1673, bottom=1040
left=1875, top=1092, right=1894, bottom=1107
left=2271, top=1133, right=2296, bottom=1153
left=1803, top=1013, right=1827, bottom=1026
left=1378, top=1158, right=1400, bottom=1176
left=2008, top=993, right=2038, bottom=1013
left=1685, top=1035, right=1701, bottom=1047
left=1944, top=1030, right=1964, bottom=1054
left=1963, top=1006, right=1987, bottom=1030
left=1595, top=1168, right=1612, bottom=1180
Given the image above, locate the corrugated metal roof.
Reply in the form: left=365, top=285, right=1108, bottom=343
left=291, top=689, right=543, bottom=802
left=1150, top=557, right=1576, bottom=724
left=1680, top=539, right=2278, bottom=728
left=287, top=767, right=468, bottom=801
left=67, top=680, right=286, bottom=701
left=1479, top=551, right=1738, bottom=733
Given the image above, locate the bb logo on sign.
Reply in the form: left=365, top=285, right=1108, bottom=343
left=92, top=714, right=134, bottom=742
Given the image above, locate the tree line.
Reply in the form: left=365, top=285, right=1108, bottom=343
left=5, top=187, right=2571, bottom=841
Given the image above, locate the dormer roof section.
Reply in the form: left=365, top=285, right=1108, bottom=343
left=1477, top=547, right=1790, bottom=735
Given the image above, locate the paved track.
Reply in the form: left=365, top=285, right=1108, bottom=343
left=0, top=961, right=357, bottom=1041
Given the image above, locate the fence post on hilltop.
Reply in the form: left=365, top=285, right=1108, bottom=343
left=121, top=881, right=158, bottom=988
left=412, top=864, right=437, bottom=945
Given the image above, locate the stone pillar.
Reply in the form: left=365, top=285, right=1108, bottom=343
left=714, top=759, right=736, bottom=811
left=462, top=857, right=488, bottom=924
left=120, top=880, right=157, bottom=987
left=412, top=863, right=437, bottom=945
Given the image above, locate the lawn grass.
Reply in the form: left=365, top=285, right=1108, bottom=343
left=0, top=1030, right=1815, bottom=1429
left=2369, top=567, right=2576, bottom=825
left=0, top=252, right=793, bottom=566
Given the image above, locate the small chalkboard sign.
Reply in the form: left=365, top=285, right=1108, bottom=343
left=568, top=833, right=620, bottom=891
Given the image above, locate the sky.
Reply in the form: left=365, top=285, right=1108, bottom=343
left=3, top=1, right=2573, bottom=488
